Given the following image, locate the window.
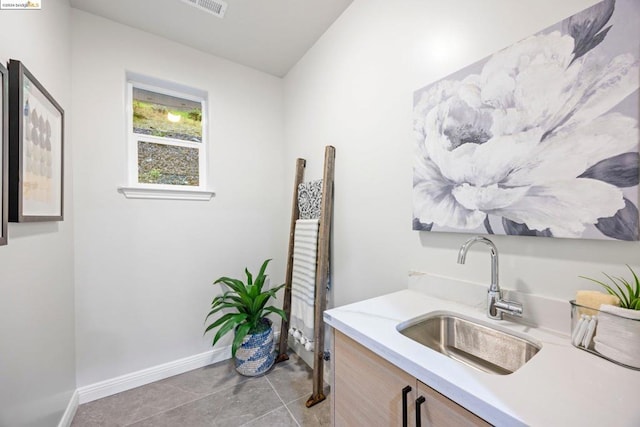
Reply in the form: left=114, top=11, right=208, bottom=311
left=120, top=73, right=213, bottom=200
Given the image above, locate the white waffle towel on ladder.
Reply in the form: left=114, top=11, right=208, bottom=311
left=289, top=218, right=320, bottom=352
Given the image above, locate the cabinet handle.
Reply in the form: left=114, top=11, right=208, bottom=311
left=415, top=395, right=426, bottom=427
left=402, top=385, right=412, bottom=427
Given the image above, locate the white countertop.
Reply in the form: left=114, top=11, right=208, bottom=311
left=324, top=289, right=640, bottom=427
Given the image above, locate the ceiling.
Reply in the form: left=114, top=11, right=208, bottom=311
left=69, top=0, right=353, bottom=77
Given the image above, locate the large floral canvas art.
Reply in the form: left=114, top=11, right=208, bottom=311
left=413, top=0, right=639, bottom=240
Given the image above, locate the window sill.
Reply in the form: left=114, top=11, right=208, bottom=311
left=118, top=186, right=216, bottom=201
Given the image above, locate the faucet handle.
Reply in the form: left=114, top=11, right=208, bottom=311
left=494, top=299, right=523, bottom=317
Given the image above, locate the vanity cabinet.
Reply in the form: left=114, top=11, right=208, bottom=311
left=334, top=330, right=490, bottom=427
left=414, top=380, right=490, bottom=427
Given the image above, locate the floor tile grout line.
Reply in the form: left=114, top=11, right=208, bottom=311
left=122, top=393, right=210, bottom=427
left=239, top=405, right=294, bottom=427
left=267, top=363, right=316, bottom=405
left=158, top=375, right=294, bottom=427
left=78, top=359, right=318, bottom=427
left=121, top=376, right=258, bottom=426
left=265, top=375, right=302, bottom=427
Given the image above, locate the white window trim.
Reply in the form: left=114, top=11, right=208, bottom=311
left=118, top=186, right=215, bottom=201
left=120, top=74, right=214, bottom=201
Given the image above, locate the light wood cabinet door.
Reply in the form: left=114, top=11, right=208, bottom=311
left=415, top=380, right=491, bottom=427
left=333, top=330, right=492, bottom=426
left=334, top=330, right=417, bottom=426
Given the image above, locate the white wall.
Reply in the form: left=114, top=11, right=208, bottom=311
left=71, top=10, right=288, bottom=387
left=283, top=0, right=640, bottom=310
left=0, top=1, right=76, bottom=426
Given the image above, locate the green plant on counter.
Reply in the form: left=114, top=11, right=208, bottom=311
left=580, top=265, right=640, bottom=310
left=204, top=259, right=287, bottom=356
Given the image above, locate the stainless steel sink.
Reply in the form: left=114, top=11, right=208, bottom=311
left=398, top=313, right=541, bottom=375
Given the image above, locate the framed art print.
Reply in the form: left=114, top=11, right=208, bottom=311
left=8, top=59, right=64, bottom=222
left=0, top=62, right=8, bottom=244
left=412, top=0, right=639, bottom=241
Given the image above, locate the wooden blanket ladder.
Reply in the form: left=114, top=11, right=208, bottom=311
left=275, top=145, right=335, bottom=408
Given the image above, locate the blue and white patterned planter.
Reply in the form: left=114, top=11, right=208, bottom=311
left=234, top=319, right=275, bottom=376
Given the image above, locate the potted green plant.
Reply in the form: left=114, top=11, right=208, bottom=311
left=205, top=258, right=287, bottom=376
left=580, top=265, right=640, bottom=369
left=580, top=265, right=640, bottom=310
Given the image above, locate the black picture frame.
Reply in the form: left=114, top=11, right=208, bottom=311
left=8, top=59, right=64, bottom=222
left=0, top=62, right=8, bottom=244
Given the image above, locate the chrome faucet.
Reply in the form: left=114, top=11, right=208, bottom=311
left=457, top=236, right=523, bottom=320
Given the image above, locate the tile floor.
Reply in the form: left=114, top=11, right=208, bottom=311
left=71, top=353, right=331, bottom=426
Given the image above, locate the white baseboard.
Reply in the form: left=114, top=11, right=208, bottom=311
left=77, top=330, right=283, bottom=405
left=77, top=346, right=231, bottom=404
left=58, top=389, right=79, bottom=427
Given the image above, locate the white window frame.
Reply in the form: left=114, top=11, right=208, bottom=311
left=119, top=73, right=214, bottom=201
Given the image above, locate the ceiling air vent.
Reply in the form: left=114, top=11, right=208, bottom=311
left=181, top=0, right=228, bottom=19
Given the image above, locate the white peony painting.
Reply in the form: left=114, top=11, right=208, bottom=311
left=413, top=0, right=639, bottom=240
